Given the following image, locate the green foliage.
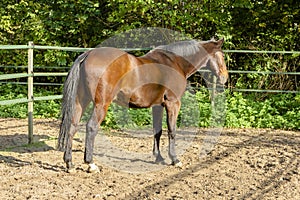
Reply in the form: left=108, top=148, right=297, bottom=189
left=0, top=84, right=61, bottom=118
left=106, top=0, right=232, bottom=40
left=226, top=92, right=300, bottom=129
left=80, top=102, right=152, bottom=130
left=178, top=91, right=204, bottom=128
left=0, top=83, right=299, bottom=129
left=105, top=104, right=152, bottom=129
left=0, top=0, right=299, bottom=130
left=1, top=0, right=299, bottom=91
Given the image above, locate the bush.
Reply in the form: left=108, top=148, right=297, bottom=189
left=0, top=83, right=299, bottom=130
left=226, top=92, right=299, bottom=129
left=0, top=83, right=61, bottom=118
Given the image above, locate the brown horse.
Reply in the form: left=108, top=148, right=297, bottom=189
left=57, top=38, right=228, bottom=173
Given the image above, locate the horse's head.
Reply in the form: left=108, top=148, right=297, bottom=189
left=202, top=38, right=228, bottom=85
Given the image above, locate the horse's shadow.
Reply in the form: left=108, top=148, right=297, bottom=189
left=0, top=134, right=54, bottom=153
left=0, top=133, right=59, bottom=170
left=127, top=129, right=300, bottom=199
left=0, top=154, right=32, bottom=168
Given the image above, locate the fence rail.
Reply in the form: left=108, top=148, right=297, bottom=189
left=2, top=44, right=300, bottom=54
left=0, top=43, right=299, bottom=143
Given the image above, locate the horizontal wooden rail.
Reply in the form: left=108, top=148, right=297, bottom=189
left=0, top=73, right=29, bottom=80
left=1, top=44, right=300, bottom=54
left=33, top=72, right=68, bottom=77
left=0, top=43, right=299, bottom=144
left=0, top=97, right=28, bottom=106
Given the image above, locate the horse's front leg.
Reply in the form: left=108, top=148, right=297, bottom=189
left=165, top=100, right=182, bottom=167
left=152, top=105, right=165, bottom=164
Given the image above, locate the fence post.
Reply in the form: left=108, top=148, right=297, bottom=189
left=211, top=75, right=217, bottom=108
left=28, top=41, right=34, bottom=144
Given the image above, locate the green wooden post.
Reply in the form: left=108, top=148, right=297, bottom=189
left=28, top=41, right=34, bottom=144
left=211, top=75, right=217, bottom=109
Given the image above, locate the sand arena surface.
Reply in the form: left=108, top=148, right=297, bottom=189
left=0, top=118, right=299, bottom=199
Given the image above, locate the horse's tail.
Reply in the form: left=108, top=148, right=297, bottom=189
left=57, top=51, right=90, bottom=151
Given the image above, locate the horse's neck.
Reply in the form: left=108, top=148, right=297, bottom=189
left=180, top=54, right=209, bottom=78
left=141, top=50, right=209, bottom=78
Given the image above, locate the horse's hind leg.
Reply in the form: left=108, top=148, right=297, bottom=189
left=84, top=103, right=109, bottom=173
left=152, top=105, right=165, bottom=164
left=64, top=99, right=85, bottom=173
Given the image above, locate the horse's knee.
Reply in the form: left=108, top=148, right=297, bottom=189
left=168, top=131, right=176, bottom=140
left=86, top=120, right=98, bottom=135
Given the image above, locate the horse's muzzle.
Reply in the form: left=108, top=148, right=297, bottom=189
left=218, top=72, right=228, bottom=85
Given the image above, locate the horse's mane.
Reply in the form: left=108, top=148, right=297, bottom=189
left=154, top=40, right=200, bottom=57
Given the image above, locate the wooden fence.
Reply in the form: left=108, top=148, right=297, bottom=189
left=0, top=42, right=299, bottom=143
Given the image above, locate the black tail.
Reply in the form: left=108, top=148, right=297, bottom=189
left=57, top=51, right=89, bottom=151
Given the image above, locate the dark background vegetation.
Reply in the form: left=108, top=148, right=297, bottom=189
left=0, top=0, right=299, bottom=129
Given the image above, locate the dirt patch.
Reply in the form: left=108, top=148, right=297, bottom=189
left=0, top=118, right=299, bottom=199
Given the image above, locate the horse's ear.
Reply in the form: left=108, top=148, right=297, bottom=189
left=217, top=38, right=224, bottom=48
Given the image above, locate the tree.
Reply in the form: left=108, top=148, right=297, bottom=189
left=0, top=0, right=299, bottom=89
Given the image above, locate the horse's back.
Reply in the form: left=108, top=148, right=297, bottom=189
left=84, top=47, right=128, bottom=70
left=81, top=47, right=137, bottom=101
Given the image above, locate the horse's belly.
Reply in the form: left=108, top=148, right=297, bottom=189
left=114, top=85, right=164, bottom=108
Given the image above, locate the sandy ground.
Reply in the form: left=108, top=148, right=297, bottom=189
left=0, top=118, right=299, bottom=200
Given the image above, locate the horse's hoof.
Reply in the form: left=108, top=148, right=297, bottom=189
left=88, top=163, right=100, bottom=173
left=66, top=162, right=76, bottom=173
left=155, top=156, right=166, bottom=165
left=67, top=167, right=77, bottom=174
left=175, top=161, right=183, bottom=168
left=171, top=160, right=183, bottom=168
left=155, top=159, right=167, bottom=165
